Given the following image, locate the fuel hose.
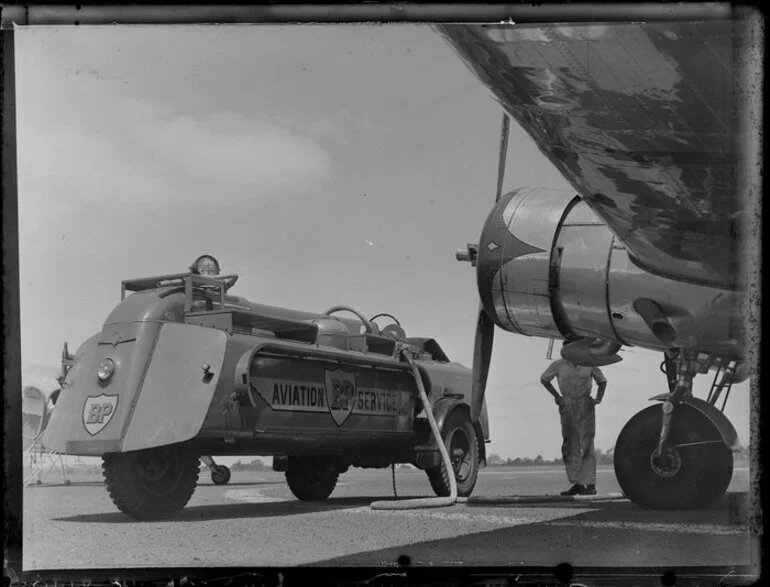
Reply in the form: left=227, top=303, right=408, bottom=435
left=370, top=350, right=458, bottom=510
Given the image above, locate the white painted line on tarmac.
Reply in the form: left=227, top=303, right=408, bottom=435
left=344, top=504, right=748, bottom=536
left=459, top=492, right=625, bottom=503
left=479, top=470, right=565, bottom=476
left=344, top=505, right=584, bottom=526
left=478, top=467, right=752, bottom=475
left=545, top=520, right=748, bottom=536
left=223, top=483, right=350, bottom=504
left=224, top=489, right=287, bottom=504
left=573, top=492, right=626, bottom=501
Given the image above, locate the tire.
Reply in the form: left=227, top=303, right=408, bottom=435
left=426, top=409, right=481, bottom=498
left=614, top=404, right=733, bottom=510
left=102, top=444, right=199, bottom=521
left=285, top=460, right=339, bottom=501
left=211, top=464, right=231, bottom=485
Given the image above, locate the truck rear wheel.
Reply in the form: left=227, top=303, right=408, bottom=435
left=426, top=410, right=480, bottom=498
left=285, top=459, right=339, bottom=501
left=103, top=444, right=199, bottom=521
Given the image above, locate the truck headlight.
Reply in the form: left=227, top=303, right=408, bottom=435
left=97, top=358, right=115, bottom=382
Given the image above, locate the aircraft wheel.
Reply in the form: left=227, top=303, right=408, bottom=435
left=614, top=404, right=733, bottom=510
left=211, top=464, right=231, bottom=485
left=426, top=409, right=480, bottom=498
left=285, top=459, right=339, bottom=501
left=102, top=444, right=199, bottom=520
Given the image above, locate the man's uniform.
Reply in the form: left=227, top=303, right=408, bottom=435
left=541, top=359, right=607, bottom=488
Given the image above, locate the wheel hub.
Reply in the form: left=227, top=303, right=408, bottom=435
left=650, top=447, right=682, bottom=477
left=448, top=429, right=472, bottom=482
left=138, top=459, right=170, bottom=481
left=136, top=449, right=173, bottom=482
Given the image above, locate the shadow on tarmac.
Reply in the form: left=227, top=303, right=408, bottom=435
left=196, top=480, right=286, bottom=487
left=26, top=481, right=105, bottom=487
left=51, top=489, right=750, bottom=531
left=52, top=495, right=414, bottom=524
left=311, top=496, right=753, bottom=568
left=28, top=479, right=287, bottom=490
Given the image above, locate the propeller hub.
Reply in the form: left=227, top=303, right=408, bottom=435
left=455, top=244, right=478, bottom=266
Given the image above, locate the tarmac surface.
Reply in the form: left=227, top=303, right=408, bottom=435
left=23, top=465, right=758, bottom=572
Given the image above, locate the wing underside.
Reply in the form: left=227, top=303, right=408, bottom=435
left=438, top=20, right=757, bottom=290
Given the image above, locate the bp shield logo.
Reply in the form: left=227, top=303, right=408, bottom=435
left=83, top=394, right=119, bottom=436
left=325, top=369, right=356, bottom=427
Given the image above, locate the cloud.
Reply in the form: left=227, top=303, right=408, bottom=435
left=276, top=111, right=390, bottom=147
left=19, top=97, right=333, bottom=207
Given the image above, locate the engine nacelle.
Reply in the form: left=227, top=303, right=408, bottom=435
left=472, top=187, right=745, bottom=357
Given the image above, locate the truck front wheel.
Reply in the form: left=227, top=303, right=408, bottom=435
left=426, top=409, right=480, bottom=497
left=103, top=444, right=199, bottom=521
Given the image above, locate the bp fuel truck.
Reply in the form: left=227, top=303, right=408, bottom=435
left=43, top=255, right=489, bottom=520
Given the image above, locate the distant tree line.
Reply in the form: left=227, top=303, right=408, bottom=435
left=486, top=448, right=615, bottom=467
left=487, top=445, right=752, bottom=467
left=230, top=459, right=268, bottom=471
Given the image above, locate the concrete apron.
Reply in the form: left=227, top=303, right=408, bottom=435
left=459, top=491, right=751, bottom=528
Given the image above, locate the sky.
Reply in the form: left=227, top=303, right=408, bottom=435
left=15, top=24, right=750, bottom=462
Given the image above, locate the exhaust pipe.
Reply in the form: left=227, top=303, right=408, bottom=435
left=633, top=298, right=677, bottom=343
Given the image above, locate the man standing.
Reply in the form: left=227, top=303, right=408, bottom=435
left=540, top=357, right=607, bottom=496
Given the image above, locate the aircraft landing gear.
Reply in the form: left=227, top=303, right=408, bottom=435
left=200, top=456, right=231, bottom=485
left=211, top=464, right=231, bottom=485
left=614, top=403, right=733, bottom=509
left=614, top=350, right=736, bottom=510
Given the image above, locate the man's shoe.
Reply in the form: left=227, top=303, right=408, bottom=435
left=582, top=484, right=597, bottom=495
left=560, top=484, right=585, bottom=496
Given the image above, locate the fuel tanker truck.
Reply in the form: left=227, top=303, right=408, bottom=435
left=43, top=255, right=489, bottom=520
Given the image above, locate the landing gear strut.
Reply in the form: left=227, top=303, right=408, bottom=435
left=614, top=350, right=737, bottom=510
left=652, top=350, right=714, bottom=455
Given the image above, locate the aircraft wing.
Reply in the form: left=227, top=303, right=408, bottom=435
left=437, top=20, right=757, bottom=291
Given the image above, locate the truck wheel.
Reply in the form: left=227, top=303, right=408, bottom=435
left=426, top=410, right=480, bottom=498
left=211, top=464, right=231, bottom=485
left=285, top=461, right=339, bottom=501
left=102, top=444, right=199, bottom=521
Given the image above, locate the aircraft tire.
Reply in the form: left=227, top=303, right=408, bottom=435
left=614, top=404, right=733, bottom=510
left=211, top=464, right=231, bottom=485
left=103, top=444, right=199, bottom=520
left=426, top=409, right=480, bottom=498
left=285, top=460, right=339, bottom=501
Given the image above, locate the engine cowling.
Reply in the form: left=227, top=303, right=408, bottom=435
left=469, top=187, right=744, bottom=358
